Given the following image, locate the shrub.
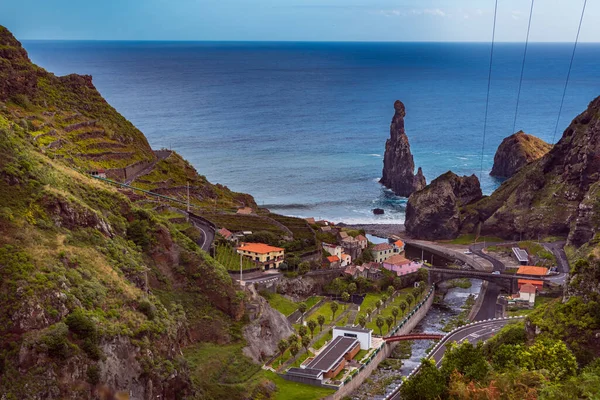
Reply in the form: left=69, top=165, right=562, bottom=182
left=127, top=220, right=151, bottom=250
left=42, top=322, right=70, bottom=359
left=138, top=300, right=156, bottom=320
left=65, top=309, right=97, bottom=340
left=86, top=364, right=100, bottom=385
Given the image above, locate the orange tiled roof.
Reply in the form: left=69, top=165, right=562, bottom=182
left=383, top=254, right=411, bottom=266
left=238, top=242, right=284, bottom=254
left=518, top=279, right=544, bottom=287
left=517, top=266, right=548, bottom=276
left=373, top=243, right=392, bottom=251
left=356, top=235, right=367, bottom=241
left=327, top=255, right=340, bottom=263
left=394, top=239, right=404, bottom=247
left=218, top=228, right=233, bottom=238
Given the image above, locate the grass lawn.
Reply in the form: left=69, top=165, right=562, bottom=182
left=263, top=292, right=299, bottom=316
left=291, top=350, right=314, bottom=368
left=309, top=301, right=339, bottom=324
left=260, top=370, right=335, bottom=400
left=312, top=330, right=332, bottom=350
left=359, top=288, right=423, bottom=335
left=354, top=349, right=369, bottom=361
left=305, top=295, right=321, bottom=310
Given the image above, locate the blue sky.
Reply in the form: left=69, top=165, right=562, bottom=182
left=2, top=0, right=597, bottom=42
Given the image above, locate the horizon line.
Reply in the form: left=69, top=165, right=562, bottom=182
left=20, top=39, right=600, bottom=44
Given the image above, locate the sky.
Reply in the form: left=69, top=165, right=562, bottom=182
left=1, top=0, right=598, bottom=42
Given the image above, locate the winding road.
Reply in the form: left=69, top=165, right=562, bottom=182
left=188, top=214, right=215, bottom=252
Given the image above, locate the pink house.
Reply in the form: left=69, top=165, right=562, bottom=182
left=383, top=255, right=422, bottom=276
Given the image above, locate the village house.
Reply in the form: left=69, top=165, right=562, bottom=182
left=341, top=236, right=362, bottom=260
left=516, top=265, right=548, bottom=291
left=518, top=283, right=537, bottom=304
left=340, top=253, right=351, bottom=267
left=356, top=234, right=368, bottom=250
left=322, top=243, right=343, bottom=259
left=320, top=225, right=332, bottom=233
left=392, top=239, right=405, bottom=253
left=343, top=265, right=358, bottom=278
left=217, top=228, right=237, bottom=243
left=383, top=255, right=422, bottom=276
left=236, top=207, right=253, bottom=215
left=304, top=217, right=316, bottom=225
left=337, top=231, right=349, bottom=242
left=326, top=255, right=341, bottom=269
left=371, top=243, right=394, bottom=263
left=89, top=169, right=107, bottom=178
left=236, top=242, right=285, bottom=270
left=363, top=262, right=384, bottom=280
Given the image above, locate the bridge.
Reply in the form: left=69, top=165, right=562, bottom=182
left=426, top=267, right=550, bottom=294
left=384, top=333, right=444, bottom=342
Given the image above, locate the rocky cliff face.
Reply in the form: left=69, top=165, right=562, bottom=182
left=381, top=100, right=426, bottom=197
left=462, top=96, right=600, bottom=246
left=405, top=172, right=482, bottom=240
left=490, top=131, right=552, bottom=178
left=242, top=285, right=294, bottom=363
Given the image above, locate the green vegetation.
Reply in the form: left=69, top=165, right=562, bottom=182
left=445, top=278, right=472, bottom=289
left=215, top=243, right=256, bottom=271
left=443, top=234, right=505, bottom=245
left=260, top=370, right=335, bottom=400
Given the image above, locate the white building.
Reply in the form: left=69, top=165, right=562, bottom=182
left=322, top=243, right=343, bottom=259
left=333, top=326, right=372, bottom=350
left=519, top=283, right=536, bottom=304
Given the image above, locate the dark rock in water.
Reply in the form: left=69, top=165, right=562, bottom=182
left=373, top=208, right=385, bottom=215
left=463, top=96, right=600, bottom=247
left=405, top=172, right=482, bottom=240
left=490, top=131, right=552, bottom=178
left=381, top=100, right=426, bottom=197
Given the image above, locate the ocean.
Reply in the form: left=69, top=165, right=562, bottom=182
left=22, top=41, right=600, bottom=224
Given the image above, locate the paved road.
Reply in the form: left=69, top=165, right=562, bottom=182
left=469, top=242, right=506, bottom=272
left=473, top=283, right=501, bottom=320
left=188, top=215, right=215, bottom=252
left=543, top=242, right=569, bottom=285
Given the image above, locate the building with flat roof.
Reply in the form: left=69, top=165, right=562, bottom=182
left=236, top=242, right=284, bottom=270
left=512, top=248, right=529, bottom=265
left=333, top=326, right=372, bottom=350
left=305, top=336, right=360, bottom=379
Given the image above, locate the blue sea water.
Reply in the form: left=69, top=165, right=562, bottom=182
left=22, top=41, right=600, bottom=223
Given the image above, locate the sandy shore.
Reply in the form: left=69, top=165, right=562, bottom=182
left=341, top=223, right=405, bottom=238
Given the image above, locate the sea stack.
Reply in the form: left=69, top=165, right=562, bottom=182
left=490, top=131, right=552, bottom=178
left=405, top=171, right=482, bottom=240
left=381, top=100, right=426, bottom=197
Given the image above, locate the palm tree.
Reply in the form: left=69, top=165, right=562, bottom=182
left=376, top=316, right=384, bottom=336
left=382, top=294, right=389, bottom=306
left=375, top=300, right=383, bottom=314
left=366, top=307, right=373, bottom=322
left=301, top=335, right=311, bottom=352
left=387, top=285, right=395, bottom=298
left=341, top=292, right=350, bottom=309
left=406, top=293, right=413, bottom=309
left=330, top=301, right=339, bottom=321
left=317, top=315, right=325, bottom=332
left=298, top=325, right=308, bottom=338
left=298, top=302, right=307, bottom=323
left=277, top=339, right=288, bottom=355
left=399, top=301, right=407, bottom=316
left=357, top=315, right=366, bottom=328
left=289, top=343, right=299, bottom=357
left=307, top=320, right=317, bottom=338
left=386, top=316, right=394, bottom=334
left=391, top=307, right=399, bottom=324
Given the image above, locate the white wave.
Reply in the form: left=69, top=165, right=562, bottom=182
left=368, top=153, right=382, bottom=157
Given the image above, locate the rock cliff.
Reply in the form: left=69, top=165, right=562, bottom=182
left=405, top=172, right=482, bottom=240
left=381, top=100, right=426, bottom=197
left=490, top=131, right=552, bottom=178
left=462, top=96, right=600, bottom=246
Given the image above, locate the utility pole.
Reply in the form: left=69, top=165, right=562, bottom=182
left=186, top=181, right=190, bottom=212
left=239, top=251, right=243, bottom=283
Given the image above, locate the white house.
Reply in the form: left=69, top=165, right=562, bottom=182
left=340, top=253, right=352, bottom=267
left=519, top=283, right=536, bottom=304
left=333, top=326, right=372, bottom=350
left=322, top=243, right=343, bottom=259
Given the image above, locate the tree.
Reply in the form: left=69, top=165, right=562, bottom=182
left=393, top=277, right=403, bottom=290
left=406, top=293, right=413, bottom=309
left=376, top=316, right=385, bottom=336
left=341, top=291, right=350, bottom=306
left=517, top=338, right=578, bottom=381
left=375, top=300, right=383, bottom=313
left=317, top=315, right=325, bottom=332
left=277, top=339, right=288, bottom=355
left=386, top=316, right=394, bottom=334
left=391, top=307, right=399, bottom=324
left=382, top=294, right=389, bottom=306
left=298, top=261, right=310, bottom=275
left=330, top=278, right=346, bottom=296
left=298, top=302, right=307, bottom=323
left=412, top=288, right=420, bottom=302
left=301, top=335, right=311, bottom=352
left=441, top=341, right=490, bottom=383
left=298, top=325, right=308, bottom=338
left=400, top=359, right=446, bottom=400
left=387, top=285, right=395, bottom=297
left=330, top=301, right=339, bottom=321
left=399, top=301, right=407, bottom=315
left=366, top=307, right=373, bottom=321
left=348, top=282, right=357, bottom=296
left=357, top=315, right=366, bottom=328
left=289, top=343, right=299, bottom=357
left=307, top=320, right=317, bottom=338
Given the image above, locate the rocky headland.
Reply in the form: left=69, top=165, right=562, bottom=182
left=381, top=100, right=426, bottom=197
left=490, top=130, right=552, bottom=178
left=405, top=172, right=482, bottom=240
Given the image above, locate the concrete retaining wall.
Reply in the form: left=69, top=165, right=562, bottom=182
left=324, top=289, right=435, bottom=400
